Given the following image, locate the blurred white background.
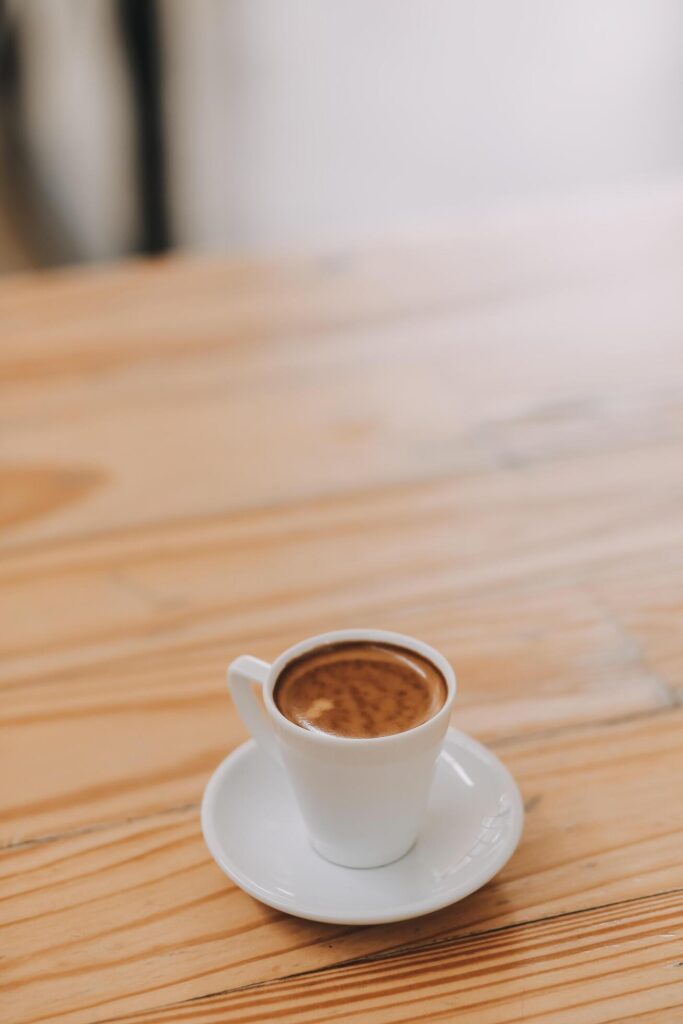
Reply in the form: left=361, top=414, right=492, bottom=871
left=3, top=0, right=683, bottom=267
left=166, top=0, right=683, bottom=249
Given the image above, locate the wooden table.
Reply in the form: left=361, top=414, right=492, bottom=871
left=2, top=188, right=683, bottom=1023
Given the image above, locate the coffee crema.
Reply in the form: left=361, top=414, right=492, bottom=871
left=274, top=640, right=447, bottom=739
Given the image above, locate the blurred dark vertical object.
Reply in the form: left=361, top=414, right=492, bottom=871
left=0, top=0, right=34, bottom=266
left=0, top=1, right=81, bottom=266
left=0, top=1, right=21, bottom=171
left=118, top=0, right=168, bottom=254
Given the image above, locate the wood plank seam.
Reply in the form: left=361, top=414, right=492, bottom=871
left=0, top=801, right=200, bottom=854
left=489, top=700, right=679, bottom=752
left=88, top=885, right=683, bottom=1024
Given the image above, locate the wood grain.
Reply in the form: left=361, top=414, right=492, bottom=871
left=3, top=418, right=682, bottom=843
left=3, top=189, right=683, bottom=550
left=3, top=189, right=683, bottom=1023
left=118, top=889, right=683, bottom=1024
left=2, top=453, right=680, bottom=842
left=2, top=710, right=682, bottom=1024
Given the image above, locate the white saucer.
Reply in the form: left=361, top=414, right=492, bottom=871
left=201, top=728, right=524, bottom=925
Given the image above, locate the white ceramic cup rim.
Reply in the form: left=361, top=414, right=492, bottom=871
left=262, top=628, right=456, bottom=748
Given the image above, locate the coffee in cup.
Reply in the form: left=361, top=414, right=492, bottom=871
left=274, top=640, right=447, bottom=739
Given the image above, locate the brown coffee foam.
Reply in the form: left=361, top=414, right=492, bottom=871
left=274, top=641, right=447, bottom=738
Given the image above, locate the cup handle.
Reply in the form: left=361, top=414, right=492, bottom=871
left=228, top=655, right=281, bottom=764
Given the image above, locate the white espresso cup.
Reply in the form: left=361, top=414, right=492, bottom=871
left=228, top=628, right=456, bottom=868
